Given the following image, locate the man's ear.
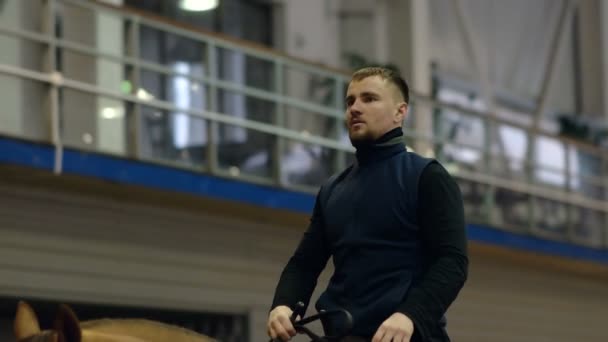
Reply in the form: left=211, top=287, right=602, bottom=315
left=54, top=304, right=82, bottom=342
left=394, top=102, right=408, bottom=123
left=14, top=301, right=41, bottom=340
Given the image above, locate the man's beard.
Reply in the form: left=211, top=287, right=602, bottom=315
left=348, top=130, right=375, bottom=149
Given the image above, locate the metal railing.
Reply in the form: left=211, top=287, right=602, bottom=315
left=0, top=0, right=606, bottom=248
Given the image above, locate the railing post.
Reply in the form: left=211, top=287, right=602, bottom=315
left=206, top=42, right=219, bottom=173
left=564, top=141, right=574, bottom=242
left=526, top=131, right=536, bottom=234
left=333, top=76, right=345, bottom=174
left=42, top=0, right=63, bottom=174
left=273, top=60, right=285, bottom=186
left=482, top=116, right=494, bottom=224
left=125, top=15, right=141, bottom=159
left=604, top=154, right=608, bottom=248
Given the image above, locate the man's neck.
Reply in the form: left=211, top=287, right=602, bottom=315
left=354, top=127, right=405, bottom=165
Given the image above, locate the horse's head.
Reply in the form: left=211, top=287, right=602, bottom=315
left=14, top=301, right=216, bottom=342
left=14, top=301, right=82, bottom=342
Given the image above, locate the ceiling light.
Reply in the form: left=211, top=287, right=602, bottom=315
left=179, top=0, right=219, bottom=12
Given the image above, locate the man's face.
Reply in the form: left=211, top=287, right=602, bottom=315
left=345, top=75, right=406, bottom=145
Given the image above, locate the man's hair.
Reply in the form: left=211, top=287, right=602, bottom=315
left=351, top=66, right=409, bottom=104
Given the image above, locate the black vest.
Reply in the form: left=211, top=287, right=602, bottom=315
left=315, top=135, right=434, bottom=337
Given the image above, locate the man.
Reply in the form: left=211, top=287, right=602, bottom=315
left=267, top=67, right=468, bottom=342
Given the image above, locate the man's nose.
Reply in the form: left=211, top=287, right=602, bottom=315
left=349, top=99, right=362, bottom=114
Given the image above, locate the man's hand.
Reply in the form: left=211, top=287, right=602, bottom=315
left=267, top=305, right=296, bottom=341
left=372, top=312, right=415, bottom=342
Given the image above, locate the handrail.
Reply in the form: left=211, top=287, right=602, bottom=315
left=3, top=60, right=606, bottom=214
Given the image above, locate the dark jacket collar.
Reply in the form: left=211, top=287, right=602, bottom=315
left=354, top=127, right=406, bottom=165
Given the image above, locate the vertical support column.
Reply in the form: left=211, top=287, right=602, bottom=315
left=563, top=141, right=573, bottom=241
left=600, top=0, right=608, bottom=243
left=273, top=61, right=285, bottom=185
left=125, top=15, right=141, bottom=159
left=526, top=130, right=536, bottom=234
left=0, top=0, right=21, bottom=135
left=452, top=0, right=513, bottom=174
left=576, top=0, right=603, bottom=117
left=206, top=42, right=219, bottom=173
left=60, top=1, right=97, bottom=150
left=283, top=0, right=340, bottom=67
left=385, top=0, right=433, bottom=156
left=527, top=0, right=576, bottom=150
left=373, top=0, right=389, bottom=64
left=333, top=77, right=346, bottom=173
left=4, top=0, right=48, bottom=140
left=42, top=0, right=63, bottom=174
left=95, top=0, right=125, bottom=155
left=601, top=0, right=608, bottom=123
left=482, top=116, right=495, bottom=223
left=603, top=154, right=608, bottom=248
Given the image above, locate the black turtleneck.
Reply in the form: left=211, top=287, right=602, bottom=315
left=271, top=128, right=468, bottom=341
left=353, top=127, right=405, bottom=165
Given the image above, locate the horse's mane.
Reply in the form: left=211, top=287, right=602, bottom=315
left=80, top=319, right=214, bottom=341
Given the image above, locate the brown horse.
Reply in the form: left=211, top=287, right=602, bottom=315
left=14, top=301, right=217, bottom=342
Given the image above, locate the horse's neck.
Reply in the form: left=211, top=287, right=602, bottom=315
left=81, top=319, right=214, bottom=342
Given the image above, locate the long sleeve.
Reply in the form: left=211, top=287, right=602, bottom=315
left=271, top=192, right=331, bottom=314
left=397, top=162, right=469, bottom=340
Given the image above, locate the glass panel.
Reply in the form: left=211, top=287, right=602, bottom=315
left=217, top=48, right=274, bottom=91
left=0, top=36, right=46, bottom=72
left=569, top=206, right=605, bottom=248
left=284, top=66, right=338, bottom=108
left=0, top=0, right=45, bottom=32
left=217, top=89, right=275, bottom=124
left=97, top=98, right=126, bottom=155
left=437, top=109, right=485, bottom=170
left=531, top=197, right=569, bottom=238
left=95, top=8, right=126, bottom=56
left=282, top=105, right=338, bottom=139
left=491, top=187, right=530, bottom=232
left=140, top=64, right=209, bottom=104
left=488, top=153, right=527, bottom=181
left=60, top=88, right=98, bottom=151
left=489, top=124, right=529, bottom=181
left=533, top=136, right=566, bottom=187
left=457, top=179, right=490, bottom=224
left=281, top=140, right=336, bottom=188
left=568, top=146, right=605, bottom=200
left=568, top=146, right=602, bottom=177
left=216, top=123, right=274, bottom=179
left=138, top=25, right=208, bottom=76
left=433, top=88, right=486, bottom=165
left=340, top=124, right=356, bottom=166
left=403, top=100, right=434, bottom=157
left=138, top=105, right=207, bottom=168
left=61, top=89, right=127, bottom=156
left=97, top=57, right=127, bottom=91
left=138, top=25, right=165, bottom=64
left=60, top=50, right=95, bottom=83
left=574, top=177, right=605, bottom=200
left=139, top=69, right=167, bottom=101
left=0, top=74, right=47, bottom=141
left=60, top=2, right=97, bottom=48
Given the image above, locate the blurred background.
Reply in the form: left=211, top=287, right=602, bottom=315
left=0, top=0, right=607, bottom=341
